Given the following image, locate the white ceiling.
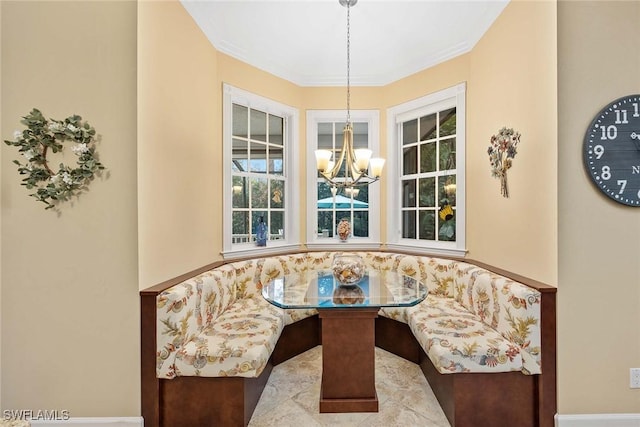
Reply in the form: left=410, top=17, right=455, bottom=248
left=181, top=0, right=509, bottom=87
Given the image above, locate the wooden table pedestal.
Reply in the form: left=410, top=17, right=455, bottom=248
left=318, top=307, right=379, bottom=413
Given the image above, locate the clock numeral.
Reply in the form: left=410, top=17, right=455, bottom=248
left=601, top=165, right=611, bottom=180
left=615, top=109, right=629, bottom=124
left=633, top=103, right=640, bottom=118
left=617, top=179, right=627, bottom=194
left=593, top=144, right=605, bottom=159
left=600, top=125, right=618, bottom=140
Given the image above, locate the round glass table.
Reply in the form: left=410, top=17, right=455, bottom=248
left=262, top=269, right=427, bottom=413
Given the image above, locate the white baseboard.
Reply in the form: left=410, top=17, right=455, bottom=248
left=555, top=413, right=640, bottom=427
left=29, top=418, right=143, bottom=427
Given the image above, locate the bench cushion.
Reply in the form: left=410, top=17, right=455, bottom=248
left=172, top=297, right=284, bottom=378
left=408, top=295, right=524, bottom=374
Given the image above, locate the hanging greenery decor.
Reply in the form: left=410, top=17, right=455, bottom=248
left=4, top=109, right=104, bottom=209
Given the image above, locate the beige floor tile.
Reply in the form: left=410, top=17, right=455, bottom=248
left=250, top=346, right=451, bottom=427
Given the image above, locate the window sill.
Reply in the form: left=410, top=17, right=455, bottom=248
left=221, top=242, right=304, bottom=261
left=384, top=243, right=467, bottom=258
left=306, top=241, right=383, bottom=251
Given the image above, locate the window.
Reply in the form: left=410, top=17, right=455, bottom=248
left=386, top=83, right=466, bottom=256
left=306, top=110, right=381, bottom=248
left=223, top=84, right=300, bottom=258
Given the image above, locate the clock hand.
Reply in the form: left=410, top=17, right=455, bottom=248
left=631, top=132, right=640, bottom=151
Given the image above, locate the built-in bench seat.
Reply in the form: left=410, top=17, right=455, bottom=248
left=141, top=250, right=556, bottom=427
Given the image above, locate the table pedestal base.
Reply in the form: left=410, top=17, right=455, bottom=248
left=318, top=307, right=379, bottom=413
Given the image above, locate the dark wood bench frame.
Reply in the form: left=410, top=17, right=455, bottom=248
left=141, top=252, right=556, bottom=427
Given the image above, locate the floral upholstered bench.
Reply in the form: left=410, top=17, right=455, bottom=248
left=141, top=251, right=556, bottom=427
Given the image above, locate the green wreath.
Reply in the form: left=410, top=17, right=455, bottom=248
left=4, top=108, right=104, bottom=209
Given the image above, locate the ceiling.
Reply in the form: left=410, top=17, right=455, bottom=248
left=181, top=0, right=509, bottom=87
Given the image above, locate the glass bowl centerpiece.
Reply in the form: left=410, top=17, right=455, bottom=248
left=332, top=254, right=365, bottom=286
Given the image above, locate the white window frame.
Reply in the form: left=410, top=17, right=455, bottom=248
left=306, top=109, right=382, bottom=250
left=386, top=83, right=467, bottom=257
left=222, top=83, right=301, bottom=259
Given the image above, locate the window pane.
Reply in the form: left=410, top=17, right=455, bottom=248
left=270, top=211, right=284, bottom=240
left=232, top=211, right=249, bottom=243
left=353, top=122, right=368, bottom=149
left=402, top=179, right=416, bottom=208
left=403, top=146, right=417, bottom=175
left=353, top=211, right=369, bottom=237
left=420, top=113, right=437, bottom=141
left=250, top=141, right=267, bottom=173
left=318, top=123, right=333, bottom=150
left=269, top=115, right=283, bottom=145
left=438, top=210, right=456, bottom=241
left=335, top=123, right=346, bottom=150
left=439, top=138, right=456, bottom=171
left=250, top=109, right=267, bottom=142
left=348, top=186, right=368, bottom=205
left=271, top=180, right=284, bottom=209
left=232, top=138, right=248, bottom=172
left=419, top=177, right=435, bottom=207
left=420, top=141, right=436, bottom=173
left=318, top=211, right=334, bottom=237
left=232, top=176, right=248, bottom=208
left=317, top=211, right=334, bottom=237
left=403, top=119, right=418, bottom=145
left=251, top=211, right=268, bottom=242
left=439, top=108, right=456, bottom=137
left=439, top=175, right=457, bottom=207
left=269, top=145, right=283, bottom=175
left=251, top=177, right=268, bottom=208
left=419, top=210, right=436, bottom=240
left=402, top=210, right=416, bottom=239
left=335, top=211, right=351, bottom=238
left=317, top=181, right=334, bottom=207
left=233, top=104, right=248, bottom=138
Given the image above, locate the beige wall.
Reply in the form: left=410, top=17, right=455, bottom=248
left=0, top=0, right=3, bottom=408
left=1, top=0, right=138, bottom=416
left=467, top=0, right=558, bottom=285
left=558, top=1, right=640, bottom=414
left=138, top=0, right=221, bottom=288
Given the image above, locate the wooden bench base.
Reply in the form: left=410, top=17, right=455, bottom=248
left=375, top=316, right=547, bottom=427
left=160, top=364, right=273, bottom=427
left=147, top=315, right=321, bottom=427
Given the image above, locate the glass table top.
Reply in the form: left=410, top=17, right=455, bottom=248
left=261, top=269, right=428, bottom=309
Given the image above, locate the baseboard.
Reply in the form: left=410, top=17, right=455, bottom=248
left=555, top=413, right=640, bottom=427
left=29, top=417, right=143, bottom=427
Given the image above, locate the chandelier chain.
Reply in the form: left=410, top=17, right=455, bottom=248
left=346, top=1, right=351, bottom=124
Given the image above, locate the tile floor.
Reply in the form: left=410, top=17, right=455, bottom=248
left=248, top=346, right=451, bottom=427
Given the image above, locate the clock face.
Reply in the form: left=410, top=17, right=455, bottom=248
left=583, top=94, right=640, bottom=206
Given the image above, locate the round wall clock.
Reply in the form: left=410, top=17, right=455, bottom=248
left=583, top=94, right=640, bottom=206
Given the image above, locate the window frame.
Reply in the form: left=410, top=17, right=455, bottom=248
left=222, top=83, right=301, bottom=259
left=306, top=109, right=382, bottom=250
left=386, top=83, right=467, bottom=256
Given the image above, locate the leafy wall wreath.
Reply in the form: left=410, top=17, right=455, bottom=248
left=4, top=109, right=104, bottom=209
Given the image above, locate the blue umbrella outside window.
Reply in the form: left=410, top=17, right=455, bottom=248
left=316, top=194, right=368, bottom=209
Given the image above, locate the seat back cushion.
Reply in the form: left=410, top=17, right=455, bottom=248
left=455, top=262, right=542, bottom=375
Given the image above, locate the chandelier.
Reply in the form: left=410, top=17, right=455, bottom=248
left=314, top=0, right=385, bottom=189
